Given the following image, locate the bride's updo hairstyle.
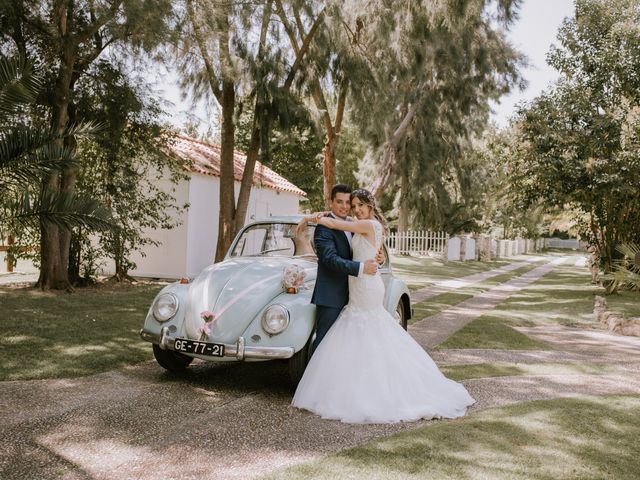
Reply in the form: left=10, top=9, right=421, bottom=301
left=350, top=188, right=389, bottom=236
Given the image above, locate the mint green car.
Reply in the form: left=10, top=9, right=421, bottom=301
left=140, top=216, right=412, bottom=382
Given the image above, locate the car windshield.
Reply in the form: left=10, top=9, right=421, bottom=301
left=230, top=223, right=317, bottom=258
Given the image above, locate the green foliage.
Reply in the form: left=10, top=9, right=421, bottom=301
left=334, top=123, right=364, bottom=191
left=606, top=243, right=640, bottom=293
left=72, top=60, right=187, bottom=281
left=478, top=127, right=548, bottom=239
left=0, top=56, right=40, bottom=115
left=350, top=0, right=524, bottom=229
left=0, top=56, right=112, bottom=236
left=235, top=104, right=325, bottom=211
left=510, top=0, right=640, bottom=271
left=1, top=0, right=179, bottom=289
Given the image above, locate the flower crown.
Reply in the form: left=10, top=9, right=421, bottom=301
left=351, top=188, right=375, bottom=204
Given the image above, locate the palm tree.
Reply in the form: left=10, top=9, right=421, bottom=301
left=1, top=55, right=113, bottom=283
left=606, top=243, right=640, bottom=294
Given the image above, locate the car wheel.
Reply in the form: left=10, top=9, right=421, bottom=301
left=394, top=298, right=408, bottom=330
left=153, top=344, right=193, bottom=372
left=288, top=337, right=312, bottom=385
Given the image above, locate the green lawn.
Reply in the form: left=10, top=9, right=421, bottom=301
left=439, top=254, right=601, bottom=350
left=410, top=263, right=539, bottom=323
left=604, top=289, right=640, bottom=319
left=390, top=254, right=535, bottom=293
left=0, top=282, right=163, bottom=381
left=261, top=395, right=640, bottom=480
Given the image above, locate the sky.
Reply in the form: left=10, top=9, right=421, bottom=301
left=490, top=0, right=576, bottom=127
left=158, top=0, right=578, bottom=133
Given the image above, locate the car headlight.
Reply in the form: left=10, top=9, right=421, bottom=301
left=152, top=293, right=179, bottom=322
left=261, top=304, right=290, bottom=335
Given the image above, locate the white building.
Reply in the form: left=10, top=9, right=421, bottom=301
left=123, top=135, right=306, bottom=279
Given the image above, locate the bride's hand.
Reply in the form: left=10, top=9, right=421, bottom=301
left=308, top=212, right=329, bottom=224
left=295, top=216, right=309, bottom=237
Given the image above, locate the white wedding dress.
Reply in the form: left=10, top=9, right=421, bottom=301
left=292, top=220, right=475, bottom=424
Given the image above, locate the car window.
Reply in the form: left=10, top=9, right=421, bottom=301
left=231, top=223, right=317, bottom=258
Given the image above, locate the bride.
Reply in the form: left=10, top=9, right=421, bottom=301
left=292, top=188, right=475, bottom=424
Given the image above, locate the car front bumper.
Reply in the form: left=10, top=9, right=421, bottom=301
left=140, top=327, right=295, bottom=361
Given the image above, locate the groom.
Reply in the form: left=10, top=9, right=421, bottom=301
left=311, top=184, right=378, bottom=352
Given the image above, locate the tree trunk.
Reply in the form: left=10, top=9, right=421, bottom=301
left=6, top=235, right=15, bottom=272
left=370, top=102, right=418, bottom=201
left=214, top=79, right=237, bottom=263
left=37, top=39, right=75, bottom=291
left=397, top=149, right=410, bottom=255
left=214, top=6, right=237, bottom=263
left=233, top=0, right=272, bottom=234
left=322, top=132, right=337, bottom=209
left=398, top=168, right=409, bottom=233
left=234, top=114, right=261, bottom=234
left=314, top=81, right=347, bottom=208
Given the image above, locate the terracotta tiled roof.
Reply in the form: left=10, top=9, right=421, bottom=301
left=168, top=135, right=306, bottom=197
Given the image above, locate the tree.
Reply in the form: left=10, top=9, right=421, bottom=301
left=359, top=1, right=522, bottom=215
left=235, top=109, right=325, bottom=212
left=179, top=0, right=325, bottom=260
left=72, top=60, right=186, bottom=283
left=1, top=55, right=111, bottom=252
left=512, top=0, right=640, bottom=272
left=1, top=0, right=176, bottom=289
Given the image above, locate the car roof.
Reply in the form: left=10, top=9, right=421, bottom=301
left=247, top=215, right=307, bottom=225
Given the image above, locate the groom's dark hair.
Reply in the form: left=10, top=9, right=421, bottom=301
left=331, top=184, right=352, bottom=200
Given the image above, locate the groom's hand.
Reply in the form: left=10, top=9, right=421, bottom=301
left=363, top=259, right=378, bottom=275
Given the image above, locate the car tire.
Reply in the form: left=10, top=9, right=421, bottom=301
left=288, top=337, right=312, bottom=385
left=153, top=344, right=193, bottom=372
left=395, top=298, right=408, bottom=330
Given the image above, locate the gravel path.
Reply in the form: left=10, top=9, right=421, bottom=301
left=441, top=325, right=640, bottom=410
left=2, top=254, right=639, bottom=480
left=0, top=362, right=423, bottom=480
left=409, top=256, right=567, bottom=348
left=431, top=325, right=640, bottom=366
left=410, top=255, right=545, bottom=303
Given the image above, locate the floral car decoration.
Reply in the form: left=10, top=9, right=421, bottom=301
left=140, top=216, right=412, bottom=383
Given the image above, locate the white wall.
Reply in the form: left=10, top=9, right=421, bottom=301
left=98, top=171, right=302, bottom=279
left=184, top=175, right=301, bottom=277
left=246, top=188, right=300, bottom=222
left=128, top=176, right=191, bottom=278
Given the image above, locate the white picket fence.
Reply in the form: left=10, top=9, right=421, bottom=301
left=544, top=237, right=589, bottom=250
left=385, top=230, right=449, bottom=256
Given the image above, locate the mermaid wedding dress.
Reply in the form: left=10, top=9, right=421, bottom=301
left=292, top=220, right=475, bottom=423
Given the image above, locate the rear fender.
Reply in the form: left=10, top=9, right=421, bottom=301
left=384, top=278, right=412, bottom=319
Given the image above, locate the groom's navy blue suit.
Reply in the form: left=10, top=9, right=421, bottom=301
left=311, top=217, right=360, bottom=351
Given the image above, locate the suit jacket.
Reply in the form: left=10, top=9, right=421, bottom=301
left=311, top=222, right=360, bottom=308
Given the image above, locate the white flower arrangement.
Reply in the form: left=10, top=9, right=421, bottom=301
left=282, top=264, right=306, bottom=293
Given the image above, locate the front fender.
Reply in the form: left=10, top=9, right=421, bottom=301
left=240, top=292, right=316, bottom=354
left=141, top=282, right=190, bottom=340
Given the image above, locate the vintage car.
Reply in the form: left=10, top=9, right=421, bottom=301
left=140, top=216, right=412, bottom=382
